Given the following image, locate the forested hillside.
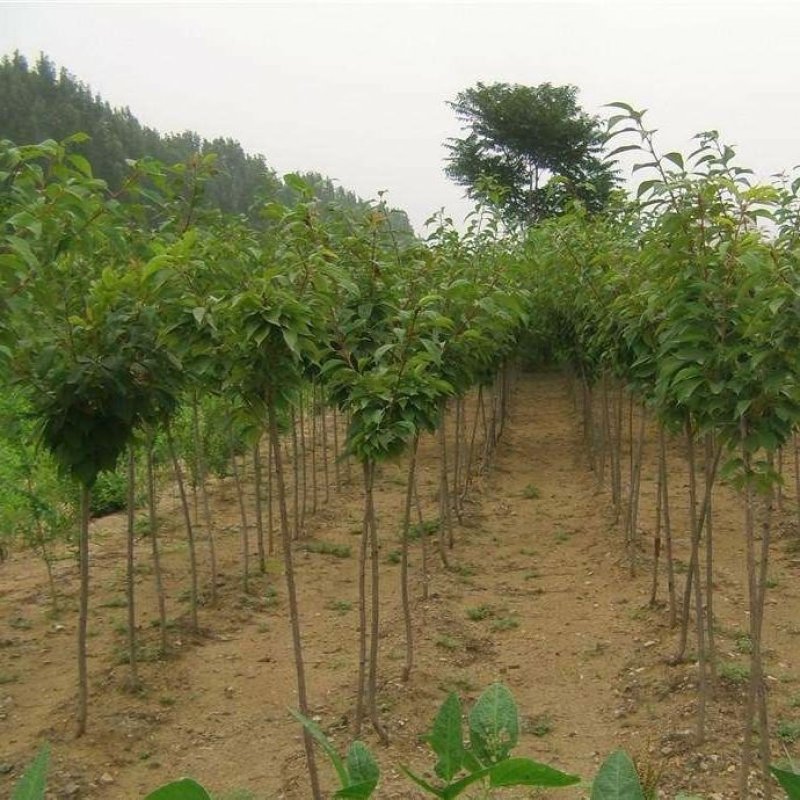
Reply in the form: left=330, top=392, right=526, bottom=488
left=0, top=51, right=413, bottom=232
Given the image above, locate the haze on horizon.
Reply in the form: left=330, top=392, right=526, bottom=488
left=1, top=1, right=798, bottom=232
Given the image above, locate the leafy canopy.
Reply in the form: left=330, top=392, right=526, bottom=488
left=445, top=82, right=615, bottom=225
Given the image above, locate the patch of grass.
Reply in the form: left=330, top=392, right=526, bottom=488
left=553, top=529, right=570, bottom=544
left=523, top=713, right=553, bottom=737
left=523, top=568, right=540, bottom=581
left=326, top=600, right=353, bottom=615
left=735, top=633, right=753, bottom=655
left=466, top=604, right=494, bottom=622
left=8, top=616, right=32, bottom=630
left=386, top=550, right=401, bottom=565
left=519, top=547, right=538, bottom=557
left=408, top=519, right=439, bottom=541
left=305, top=540, right=351, bottom=558
left=790, top=693, right=800, bottom=709
left=777, top=720, right=800, bottom=743
left=449, top=562, right=477, bottom=578
left=436, top=635, right=460, bottom=651
left=0, top=672, right=18, bottom=685
left=159, top=695, right=176, bottom=707
left=256, top=623, right=270, bottom=634
left=719, top=661, right=750, bottom=686
left=521, top=484, right=540, bottom=500
left=765, top=576, right=780, bottom=590
left=491, top=616, right=520, bottom=632
left=438, top=676, right=476, bottom=695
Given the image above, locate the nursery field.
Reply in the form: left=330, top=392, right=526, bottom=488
left=2, top=372, right=800, bottom=799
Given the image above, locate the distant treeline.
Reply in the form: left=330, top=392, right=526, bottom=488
left=0, top=52, right=414, bottom=233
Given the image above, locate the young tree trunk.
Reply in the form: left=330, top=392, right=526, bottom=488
left=310, top=385, right=318, bottom=513
left=231, top=448, right=251, bottom=593
left=321, top=390, right=330, bottom=505
left=332, top=405, right=341, bottom=490
left=659, top=426, right=677, bottom=627
left=299, top=389, right=308, bottom=520
left=253, top=442, right=267, bottom=574
left=649, top=440, right=663, bottom=607
left=364, top=459, right=389, bottom=744
left=355, top=479, right=369, bottom=735
left=146, top=443, right=168, bottom=653
left=703, top=432, right=718, bottom=689
left=625, top=403, right=647, bottom=577
left=452, top=396, right=462, bottom=522
left=126, top=450, right=139, bottom=690
left=76, top=484, right=90, bottom=737
left=167, top=426, right=199, bottom=633
left=192, top=397, right=218, bottom=605
left=462, top=385, right=483, bottom=502
left=267, top=433, right=275, bottom=556
left=413, top=475, right=429, bottom=602
left=401, top=437, right=419, bottom=682
left=438, top=401, right=453, bottom=564
left=685, top=421, right=708, bottom=743
left=291, top=407, right=301, bottom=540
left=268, top=398, right=322, bottom=800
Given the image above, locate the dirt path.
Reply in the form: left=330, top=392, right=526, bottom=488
left=1, top=371, right=799, bottom=799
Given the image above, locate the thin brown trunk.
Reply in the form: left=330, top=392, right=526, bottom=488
left=253, top=442, right=266, bottom=574
left=364, top=460, right=389, bottom=744
left=413, top=475, right=429, bottom=602
left=231, top=448, right=251, bottom=593
left=267, top=433, right=275, bottom=556
left=126, top=450, right=139, bottom=690
left=660, top=427, right=677, bottom=627
left=401, top=437, right=419, bottom=682
left=704, top=432, right=717, bottom=689
left=462, top=385, right=483, bottom=501
left=438, top=401, right=452, bottom=564
left=332, top=406, right=341, bottom=489
left=167, top=426, right=199, bottom=633
left=321, top=390, right=330, bottom=505
left=146, top=443, right=168, bottom=653
left=76, top=484, right=90, bottom=737
left=268, top=397, right=322, bottom=800
left=192, top=397, right=217, bottom=605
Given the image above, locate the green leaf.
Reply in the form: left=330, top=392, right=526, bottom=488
left=288, top=709, right=349, bottom=787
left=591, top=750, right=645, bottom=800
left=772, top=765, right=800, bottom=799
left=663, top=152, right=684, bottom=170
left=11, top=744, right=50, bottom=800
left=144, top=778, right=212, bottom=800
left=488, top=757, right=580, bottom=788
left=429, top=692, right=465, bottom=781
left=606, top=144, right=642, bottom=159
left=636, top=179, right=661, bottom=198
left=335, top=781, right=378, bottom=799
left=344, top=741, right=379, bottom=795
left=468, top=683, right=518, bottom=766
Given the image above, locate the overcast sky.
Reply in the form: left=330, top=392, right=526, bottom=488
left=2, top=1, right=799, bottom=231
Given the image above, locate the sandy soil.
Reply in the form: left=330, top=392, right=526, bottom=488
left=1, top=371, right=799, bottom=799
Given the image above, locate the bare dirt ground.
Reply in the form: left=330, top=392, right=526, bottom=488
left=1, top=371, right=799, bottom=799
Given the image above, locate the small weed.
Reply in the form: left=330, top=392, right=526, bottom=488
left=8, top=616, right=32, bottom=630
left=436, top=635, right=460, bottom=651
left=449, top=562, right=477, bottom=578
left=386, top=550, right=401, bottom=565
left=113, top=621, right=128, bottom=636
left=438, top=676, right=476, bottom=694
left=491, top=616, right=520, bottom=632
left=719, top=661, right=750, bottom=686
left=523, top=713, right=553, bottom=737
left=159, top=695, right=176, bottom=707
left=523, top=568, right=540, bottom=581
left=305, top=540, right=351, bottom=559
left=522, top=484, right=540, bottom=500
left=790, top=693, right=800, bottom=708
left=466, top=604, right=494, bottom=622
left=765, top=576, right=780, bottom=590
left=326, top=600, right=353, bottom=615
left=553, top=530, right=570, bottom=544
left=735, top=633, right=753, bottom=655
left=256, top=623, right=270, bottom=634
left=0, top=672, right=18, bottom=685
left=777, top=719, right=800, bottom=743
left=409, top=520, right=439, bottom=541
left=519, top=547, right=537, bottom=557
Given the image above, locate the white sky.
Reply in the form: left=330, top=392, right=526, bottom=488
left=2, top=1, right=799, bottom=231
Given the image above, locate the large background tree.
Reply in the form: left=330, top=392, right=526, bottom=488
left=445, top=81, right=615, bottom=225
